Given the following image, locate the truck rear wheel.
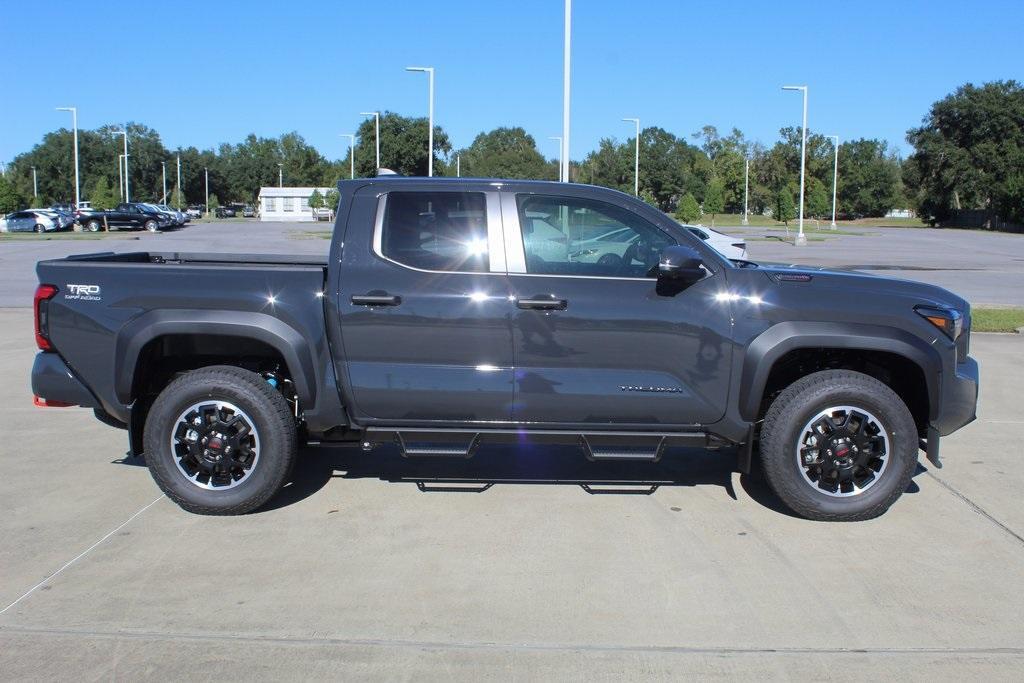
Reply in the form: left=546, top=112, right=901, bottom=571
left=759, top=370, right=918, bottom=521
left=143, top=365, right=296, bottom=515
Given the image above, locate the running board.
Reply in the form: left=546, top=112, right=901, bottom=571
left=365, top=427, right=708, bottom=461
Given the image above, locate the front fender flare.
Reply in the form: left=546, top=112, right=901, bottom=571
left=737, top=321, right=942, bottom=422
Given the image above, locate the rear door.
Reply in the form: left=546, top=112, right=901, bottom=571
left=501, top=190, right=733, bottom=427
left=334, top=186, right=515, bottom=423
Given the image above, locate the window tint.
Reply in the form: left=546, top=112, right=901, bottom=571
left=517, top=195, right=673, bottom=278
left=381, top=192, right=489, bottom=272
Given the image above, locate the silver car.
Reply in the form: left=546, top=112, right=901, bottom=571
left=0, top=210, right=60, bottom=233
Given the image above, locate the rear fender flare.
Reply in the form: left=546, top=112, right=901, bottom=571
left=114, top=310, right=318, bottom=409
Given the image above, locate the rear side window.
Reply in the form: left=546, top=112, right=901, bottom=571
left=380, top=191, right=489, bottom=272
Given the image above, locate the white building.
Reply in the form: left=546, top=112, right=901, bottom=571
left=258, top=187, right=333, bottom=222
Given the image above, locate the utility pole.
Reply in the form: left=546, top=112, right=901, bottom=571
left=204, top=167, right=209, bottom=217
left=562, top=0, right=572, bottom=183
left=278, top=163, right=283, bottom=188
left=360, top=111, right=381, bottom=170
left=112, top=129, right=129, bottom=202
left=622, top=118, right=640, bottom=195
left=176, top=155, right=182, bottom=209
left=456, top=154, right=461, bottom=178
left=742, top=157, right=749, bottom=225
left=118, top=155, right=125, bottom=201
left=827, top=135, right=840, bottom=229
left=405, top=67, right=435, bottom=176
left=161, top=161, right=167, bottom=204
left=782, top=85, right=808, bottom=246
left=31, top=166, right=38, bottom=199
left=549, top=136, right=562, bottom=180
left=55, top=107, right=80, bottom=208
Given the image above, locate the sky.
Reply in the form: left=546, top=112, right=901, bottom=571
left=2, top=0, right=1021, bottom=165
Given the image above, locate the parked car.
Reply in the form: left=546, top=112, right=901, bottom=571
left=242, top=205, right=256, bottom=218
left=214, top=206, right=236, bottom=218
left=685, top=226, right=748, bottom=260
left=76, top=203, right=173, bottom=232
left=186, top=205, right=204, bottom=219
left=157, top=205, right=190, bottom=224
left=32, top=208, right=75, bottom=231
left=142, top=203, right=184, bottom=227
left=31, top=178, right=978, bottom=521
left=1, top=210, right=60, bottom=233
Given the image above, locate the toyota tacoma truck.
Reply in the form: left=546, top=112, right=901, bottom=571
left=30, top=178, right=979, bottom=520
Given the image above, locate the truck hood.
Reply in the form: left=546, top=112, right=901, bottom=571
left=753, top=261, right=969, bottom=312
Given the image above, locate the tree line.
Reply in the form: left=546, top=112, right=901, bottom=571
left=2, top=80, right=1020, bottom=229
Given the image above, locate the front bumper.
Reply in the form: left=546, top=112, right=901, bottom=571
left=31, top=352, right=99, bottom=408
left=933, top=355, right=979, bottom=437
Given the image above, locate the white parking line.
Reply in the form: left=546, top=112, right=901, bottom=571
left=0, top=495, right=165, bottom=615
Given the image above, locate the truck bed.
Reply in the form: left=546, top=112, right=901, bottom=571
left=59, top=251, right=329, bottom=267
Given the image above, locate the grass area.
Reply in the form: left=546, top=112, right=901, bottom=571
left=0, top=231, right=139, bottom=241
left=289, top=230, right=332, bottom=240
left=704, top=214, right=932, bottom=229
left=972, top=308, right=1024, bottom=333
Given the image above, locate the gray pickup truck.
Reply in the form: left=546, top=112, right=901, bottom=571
left=31, top=178, right=979, bottom=520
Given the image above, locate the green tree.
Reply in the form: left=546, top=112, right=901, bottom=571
left=836, top=139, right=900, bottom=217
left=170, top=184, right=187, bottom=210
left=308, top=188, right=324, bottom=211
left=674, top=192, right=701, bottom=223
left=703, top=177, right=725, bottom=225
left=324, top=188, right=340, bottom=213
left=88, top=177, right=120, bottom=210
left=458, top=127, right=549, bottom=179
left=353, top=112, right=451, bottom=177
left=207, top=193, right=220, bottom=213
left=905, top=80, right=1024, bottom=226
left=0, top=175, right=25, bottom=213
left=807, top=181, right=831, bottom=220
left=775, top=187, right=796, bottom=225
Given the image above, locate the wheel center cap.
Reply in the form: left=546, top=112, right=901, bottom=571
left=208, top=437, right=224, bottom=451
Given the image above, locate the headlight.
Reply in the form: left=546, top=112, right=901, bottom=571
left=915, top=305, right=963, bottom=340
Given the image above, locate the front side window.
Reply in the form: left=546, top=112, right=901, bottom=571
left=380, top=191, right=489, bottom=272
left=517, top=195, right=673, bottom=278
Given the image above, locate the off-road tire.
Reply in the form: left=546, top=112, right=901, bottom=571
left=759, top=370, right=918, bottom=521
left=143, top=365, right=296, bottom=515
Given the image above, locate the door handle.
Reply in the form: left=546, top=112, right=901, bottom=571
left=516, top=297, right=568, bottom=311
left=351, top=294, right=402, bottom=306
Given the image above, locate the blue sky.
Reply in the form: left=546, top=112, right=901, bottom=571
left=2, top=0, right=1021, bottom=164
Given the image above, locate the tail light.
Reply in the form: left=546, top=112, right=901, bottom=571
left=34, top=284, right=58, bottom=350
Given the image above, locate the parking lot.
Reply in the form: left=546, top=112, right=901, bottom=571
left=2, top=221, right=1024, bottom=679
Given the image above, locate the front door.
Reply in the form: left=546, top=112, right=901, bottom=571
left=336, top=187, right=514, bottom=423
left=503, top=191, right=733, bottom=427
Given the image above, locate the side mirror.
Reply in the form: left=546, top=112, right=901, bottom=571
left=658, top=245, right=705, bottom=281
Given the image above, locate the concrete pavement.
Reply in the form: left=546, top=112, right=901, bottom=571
left=1, top=308, right=1022, bottom=679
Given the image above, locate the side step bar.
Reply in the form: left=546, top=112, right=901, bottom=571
left=365, top=427, right=708, bottom=461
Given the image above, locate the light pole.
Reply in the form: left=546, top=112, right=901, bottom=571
left=278, top=163, right=283, bottom=188
left=111, top=129, right=129, bottom=202
left=117, top=155, right=125, bottom=201
left=55, top=107, right=80, bottom=208
left=549, top=136, right=562, bottom=180
left=31, top=166, right=38, bottom=199
left=340, top=135, right=355, bottom=179
left=405, top=66, right=434, bottom=176
left=742, top=157, right=750, bottom=225
left=456, top=154, right=461, bottom=178
left=360, top=111, right=380, bottom=171
left=161, top=161, right=167, bottom=204
left=622, top=118, right=640, bottom=196
left=562, top=0, right=572, bottom=182
left=204, top=167, right=209, bottom=217
left=176, top=155, right=182, bottom=209
left=782, top=85, right=808, bottom=246
left=827, top=135, right=840, bottom=229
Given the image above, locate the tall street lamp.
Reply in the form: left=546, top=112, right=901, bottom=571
left=204, top=167, right=209, bottom=216
left=278, top=163, right=283, bottom=188
left=562, top=0, right=572, bottom=182
left=118, top=154, right=125, bottom=201
left=827, top=135, right=840, bottom=229
left=456, top=154, right=461, bottom=178
left=340, top=135, right=355, bottom=179
left=161, top=161, right=167, bottom=204
left=549, top=136, right=562, bottom=180
left=742, top=157, right=750, bottom=225
left=405, top=66, right=434, bottom=177
left=31, top=166, right=38, bottom=199
left=111, top=128, right=129, bottom=202
left=782, top=85, right=808, bottom=246
left=622, top=118, right=640, bottom=196
left=55, top=107, right=80, bottom=208
left=360, top=111, right=380, bottom=171
left=176, top=155, right=182, bottom=209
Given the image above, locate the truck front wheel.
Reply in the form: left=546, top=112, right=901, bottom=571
left=143, top=365, right=297, bottom=514
left=759, top=370, right=918, bottom=521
